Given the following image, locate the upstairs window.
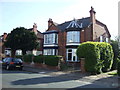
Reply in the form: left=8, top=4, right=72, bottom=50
left=100, top=36, right=103, bottom=42
left=44, top=33, right=58, bottom=44
left=106, top=38, right=109, bottom=43
left=67, top=31, right=80, bottom=43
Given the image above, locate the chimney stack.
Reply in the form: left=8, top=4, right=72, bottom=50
left=48, top=18, right=53, bottom=28
left=89, top=6, right=96, bottom=24
left=33, top=23, right=37, bottom=35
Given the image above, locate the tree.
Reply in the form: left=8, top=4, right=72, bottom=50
left=4, top=27, right=38, bottom=57
left=111, top=38, right=120, bottom=70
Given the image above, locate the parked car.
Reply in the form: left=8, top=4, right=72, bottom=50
left=2, top=57, right=23, bottom=70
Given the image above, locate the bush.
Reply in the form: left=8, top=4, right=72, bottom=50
left=76, top=42, right=114, bottom=74
left=23, top=54, right=34, bottom=62
left=97, top=42, right=114, bottom=72
left=111, top=40, right=119, bottom=70
left=117, top=61, right=120, bottom=76
left=76, top=42, right=102, bottom=74
left=44, top=55, right=60, bottom=66
left=33, top=55, right=44, bottom=63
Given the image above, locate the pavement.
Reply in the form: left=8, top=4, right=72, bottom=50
left=23, top=63, right=119, bottom=88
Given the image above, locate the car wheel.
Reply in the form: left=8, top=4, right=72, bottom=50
left=6, top=65, right=10, bottom=70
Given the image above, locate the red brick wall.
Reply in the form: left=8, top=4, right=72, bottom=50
left=80, top=30, right=85, bottom=43
left=47, top=24, right=59, bottom=31
left=58, top=31, right=66, bottom=61
left=84, top=26, right=93, bottom=41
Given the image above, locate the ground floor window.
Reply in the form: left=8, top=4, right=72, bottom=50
left=44, top=49, right=58, bottom=55
left=66, top=49, right=79, bottom=62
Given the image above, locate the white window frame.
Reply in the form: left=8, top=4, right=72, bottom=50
left=106, top=38, right=109, bottom=43
left=100, top=36, right=103, bottom=42
left=66, top=48, right=79, bottom=62
left=44, top=49, right=58, bottom=55
left=67, top=31, right=80, bottom=43
left=44, top=33, right=58, bottom=44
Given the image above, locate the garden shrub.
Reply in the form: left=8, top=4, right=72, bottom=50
left=23, top=54, right=34, bottom=62
left=76, top=42, right=102, bottom=74
left=44, top=55, right=60, bottom=66
left=97, top=42, right=114, bottom=72
left=111, top=40, right=119, bottom=70
left=117, top=61, right=120, bottom=76
left=33, top=55, right=44, bottom=63
left=76, top=42, right=114, bottom=74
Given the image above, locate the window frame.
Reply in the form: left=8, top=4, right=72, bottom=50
left=67, top=31, right=80, bottom=43
left=44, top=33, right=58, bottom=44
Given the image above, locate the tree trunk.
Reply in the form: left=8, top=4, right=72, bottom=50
left=22, top=50, right=26, bottom=55
left=11, top=50, right=16, bottom=58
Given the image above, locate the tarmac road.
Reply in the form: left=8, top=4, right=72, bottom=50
left=1, top=68, right=116, bottom=89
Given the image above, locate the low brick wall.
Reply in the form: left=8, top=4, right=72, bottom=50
left=23, top=62, right=60, bottom=71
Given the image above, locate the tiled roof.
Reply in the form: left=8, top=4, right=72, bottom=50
left=57, top=17, right=91, bottom=31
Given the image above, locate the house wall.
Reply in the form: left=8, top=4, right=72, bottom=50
left=58, top=31, right=67, bottom=61
left=84, top=26, right=93, bottom=41
left=93, top=23, right=110, bottom=42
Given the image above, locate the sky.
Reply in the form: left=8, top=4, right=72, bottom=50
left=0, top=0, right=119, bottom=39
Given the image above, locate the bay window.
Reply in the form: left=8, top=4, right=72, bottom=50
left=44, top=33, right=58, bottom=44
left=44, top=49, right=58, bottom=55
left=67, top=31, right=80, bottom=43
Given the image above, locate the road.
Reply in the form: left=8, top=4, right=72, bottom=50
left=1, top=69, right=112, bottom=89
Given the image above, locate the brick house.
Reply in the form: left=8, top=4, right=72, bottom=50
left=43, top=7, right=111, bottom=63
left=0, top=33, right=10, bottom=58
left=28, top=23, right=43, bottom=55
left=0, top=23, right=43, bottom=57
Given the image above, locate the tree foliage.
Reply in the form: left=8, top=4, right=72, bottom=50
left=111, top=39, right=120, bottom=70
left=4, top=27, right=38, bottom=57
left=76, top=42, right=114, bottom=74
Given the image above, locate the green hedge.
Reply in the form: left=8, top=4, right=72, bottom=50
left=33, top=55, right=44, bottom=63
left=44, top=55, right=60, bottom=66
left=23, top=54, right=34, bottom=62
left=97, top=42, right=114, bottom=72
left=117, top=61, right=120, bottom=76
left=76, top=42, right=114, bottom=74
left=111, top=40, right=119, bottom=70
left=22, top=54, right=61, bottom=66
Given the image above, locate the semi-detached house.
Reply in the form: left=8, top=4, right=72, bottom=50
left=43, top=7, right=111, bottom=63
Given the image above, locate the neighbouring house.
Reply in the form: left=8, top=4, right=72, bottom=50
left=1, top=23, right=43, bottom=57
left=27, top=23, right=43, bottom=55
left=43, top=7, right=111, bottom=63
left=0, top=33, right=11, bottom=58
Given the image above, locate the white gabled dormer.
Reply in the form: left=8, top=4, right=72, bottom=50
left=66, top=19, right=82, bottom=29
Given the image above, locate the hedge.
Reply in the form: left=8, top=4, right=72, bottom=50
left=44, top=55, right=60, bottom=66
left=97, top=42, right=114, bottom=72
left=76, top=42, right=114, bottom=74
left=23, top=54, right=34, bottom=62
left=117, top=61, right=120, bottom=76
left=33, top=55, right=44, bottom=63
left=21, top=54, right=61, bottom=66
